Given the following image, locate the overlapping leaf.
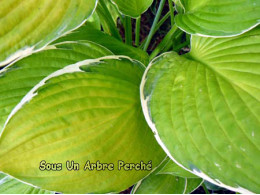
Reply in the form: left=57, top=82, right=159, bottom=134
left=158, top=158, right=198, bottom=178
left=0, top=41, right=112, bottom=132
left=0, top=40, right=112, bottom=193
left=174, top=0, right=260, bottom=37
left=0, top=173, right=53, bottom=194
left=111, top=0, right=153, bottom=18
left=55, top=25, right=149, bottom=65
left=141, top=27, right=260, bottom=193
left=132, top=158, right=202, bottom=194
left=0, top=0, right=97, bottom=66
left=0, top=56, right=165, bottom=193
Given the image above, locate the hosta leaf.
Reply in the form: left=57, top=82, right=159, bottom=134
left=158, top=158, right=198, bottom=178
left=0, top=41, right=113, bottom=132
left=0, top=0, right=97, bottom=66
left=54, top=25, right=149, bottom=65
left=174, top=0, right=260, bottom=37
left=132, top=158, right=202, bottom=194
left=0, top=57, right=165, bottom=193
left=132, top=173, right=187, bottom=194
left=141, top=27, right=260, bottom=193
left=0, top=173, right=53, bottom=194
left=111, top=0, right=153, bottom=18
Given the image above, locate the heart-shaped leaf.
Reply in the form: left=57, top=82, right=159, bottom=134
left=0, top=41, right=113, bottom=132
left=0, top=173, right=53, bottom=194
left=0, top=0, right=97, bottom=66
left=174, top=0, right=260, bottom=37
left=0, top=56, right=165, bottom=193
left=141, top=27, right=260, bottom=193
left=111, top=0, right=153, bottom=18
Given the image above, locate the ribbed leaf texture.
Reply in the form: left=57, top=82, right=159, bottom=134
left=141, top=26, right=260, bottom=193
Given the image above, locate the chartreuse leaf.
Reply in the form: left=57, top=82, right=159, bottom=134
left=0, top=0, right=97, bottom=66
left=111, top=0, right=153, bottom=18
left=0, top=41, right=113, bottom=132
left=0, top=41, right=112, bottom=193
left=132, top=158, right=202, bottom=194
left=141, top=26, right=260, bottom=193
left=0, top=173, right=53, bottom=194
left=174, top=0, right=260, bottom=37
left=0, top=56, right=165, bottom=193
left=55, top=25, right=149, bottom=65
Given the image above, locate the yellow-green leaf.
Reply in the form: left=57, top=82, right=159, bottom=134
left=111, top=0, right=153, bottom=18
left=0, top=56, right=165, bottom=193
left=141, top=27, right=260, bottom=193
left=175, top=0, right=260, bottom=37
left=0, top=41, right=113, bottom=132
left=0, top=0, right=97, bottom=66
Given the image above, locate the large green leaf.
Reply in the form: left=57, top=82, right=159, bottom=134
left=141, top=27, right=260, bottom=193
left=0, top=41, right=113, bottom=132
left=132, top=158, right=202, bottom=194
left=0, top=41, right=112, bottom=194
left=54, top=25, right=149, bottom=65
left=0, top=0, right=97, bottom=66
left=0, top=56, right=165, bottom=193
left=0, top=173, right=53, bottom=194
left=111, top=0, right=153, bottom=18
left=174, top=0, right=260, bottom=37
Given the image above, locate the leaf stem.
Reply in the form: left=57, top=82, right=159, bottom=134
left=139, top=11, right=170, bottom=49
left=96, top=0, right=122, bottom=40
left=202, top=183, right=210, bottom=194
left=168, top=0, right=175, bottom=26
left=149, top=24, right=178, bottom=60
left=135, top=16, right=141, bottom=46
left=143, top=0, right=167, bottom=51
left=125, top=16, right=132, bottom=45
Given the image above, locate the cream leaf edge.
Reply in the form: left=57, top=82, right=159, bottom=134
left=139, top=52, right=254, bottom=194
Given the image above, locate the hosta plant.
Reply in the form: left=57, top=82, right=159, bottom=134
left=0, top=0, right=259, bottom=194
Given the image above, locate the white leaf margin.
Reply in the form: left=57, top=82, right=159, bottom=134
left=140, top=52, right=254, bottom=194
